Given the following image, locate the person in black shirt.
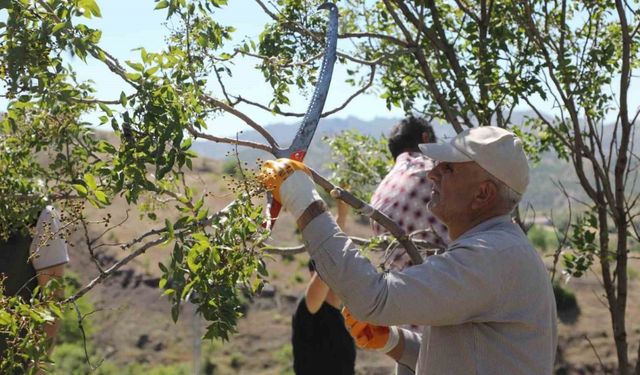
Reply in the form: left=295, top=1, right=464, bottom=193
left=291, top=260, right=356, bottom=375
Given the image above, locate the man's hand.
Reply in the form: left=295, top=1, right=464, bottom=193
left=259, top=158, right=322, bottom=220
left=342, top=307, right=400, bottom=353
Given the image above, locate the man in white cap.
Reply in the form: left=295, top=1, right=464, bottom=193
left=260, top=126, right=557, bottom=374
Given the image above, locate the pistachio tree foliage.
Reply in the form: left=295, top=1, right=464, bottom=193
left=1, top=0, right=640, bottom=372
left=0, top=0, right=271, bottom=372
left=324, top=130, right=392, bottom=202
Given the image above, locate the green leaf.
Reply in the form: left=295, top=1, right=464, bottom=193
left=94, top=190, right=109, bottom=205
left=140, top=48, right=149, bottom=63
left=96, top=140, right=117, bottom=154
left=145, top=66, right=159, bottom=77
left=0, top=310, right=14, bottom=325
left=180, top=138, right=192, bottom=151
left=52, top=22, right=67, bottom=34
left=72, top=184, right=88, bottom=197
left=126, top=61, right=145, bottom=72
left=98, top=103, right=113, bottom=116
left=165, top=219, right=174, bottom=238
left=171, top=304, right=180, bottom=322
left=83, top=173, right=97, bottom=190
left=120, top=92, right=128, bottom=106
left=79, top=0, right=102, bottom=18
left=155, top=0, right=169, bottom=9
left=125, top=72, right=142, bottom=81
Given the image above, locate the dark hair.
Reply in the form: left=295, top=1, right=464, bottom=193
left=387, top=116, right=436, bottom=160
left=307, top=259, right=316, bottom=273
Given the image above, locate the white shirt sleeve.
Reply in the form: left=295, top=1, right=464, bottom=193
left=30, top=206, right=70, bottom=270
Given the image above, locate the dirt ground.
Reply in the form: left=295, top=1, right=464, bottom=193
left=62, top=158, right=640, bottom=374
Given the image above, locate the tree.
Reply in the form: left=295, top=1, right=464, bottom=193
left=255, top=0, right=639, bottom=372
left=0, top=0, right=421, bottom=372
left=1, top=0, right=639, bottom=373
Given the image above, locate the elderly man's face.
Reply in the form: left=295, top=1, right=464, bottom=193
left=427, top=161, right=485, bottom=226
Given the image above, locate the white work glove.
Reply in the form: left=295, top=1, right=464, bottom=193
left=259, top=159, right=323, bottom=220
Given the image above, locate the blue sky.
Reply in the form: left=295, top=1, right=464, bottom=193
left=68, top=0, right=404, bottom=137
left=1, top=1, right=637, bottom=136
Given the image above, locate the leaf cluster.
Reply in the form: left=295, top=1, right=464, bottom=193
left=0, top=277, right=64, bottom=374
left=158, top=193, right=269, bottom=341
left=323, top=130, right=392, bottom=202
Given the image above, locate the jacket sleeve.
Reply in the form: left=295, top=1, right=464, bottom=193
left=397, top=328, right=421, bottom=372
left=30, top=206, right=70, bottom=270
left=302, top=212, right=502, bottom=327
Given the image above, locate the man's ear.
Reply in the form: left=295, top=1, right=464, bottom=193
left=472, top=181, right=498, bottom=210
left=421, top=132, right=431, bottom=144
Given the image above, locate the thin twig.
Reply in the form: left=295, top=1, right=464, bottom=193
left=583, top=334, right=605, bottom=370
left=234, top=65, right=376, bottom=119
left=186, top=125, right=274, bottom=154
left=200, top=95, right=279, bottom=149
left=73, top=301, right=104, bottom=371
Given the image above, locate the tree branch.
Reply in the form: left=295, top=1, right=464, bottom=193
left=233, top=65, right=376, bottom=118
left=186, top=125, right=274, bottom=154
left=199, top=95, right=280, bottom=149
left=382, top=0, right=464, bottom=133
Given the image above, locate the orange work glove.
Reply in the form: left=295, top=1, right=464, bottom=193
left=259, top=159, right=322, bottom=219
left=342, top=307, right=400, bottom=353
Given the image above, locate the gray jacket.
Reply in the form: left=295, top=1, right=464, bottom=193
left=302, top=213, right=557, bottom=374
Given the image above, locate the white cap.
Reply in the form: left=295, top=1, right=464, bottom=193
left=419, top=126, right=529, bottom=194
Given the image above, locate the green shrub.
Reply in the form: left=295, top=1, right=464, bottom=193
left=222, top=158, right=238, bottom=176
left=553, top=282, right=579, bottom=313
left=50, top=344, right=191, bottom=375
left=49, top=343, right=118, bottom=375
left=273, top=343, right=293, bottom=375
left=527, top=225, right=558, bottom=253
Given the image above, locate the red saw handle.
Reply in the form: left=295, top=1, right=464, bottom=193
left=266, top=151, right=307, bottom=228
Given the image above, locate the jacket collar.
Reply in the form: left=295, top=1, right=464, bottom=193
left=448, top=214, right=513, bottom=248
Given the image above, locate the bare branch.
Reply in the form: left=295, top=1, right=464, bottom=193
left=73, top=302, right=104, bottom=371
left=213, top=64, right=234, bottom=104
left=80, top=216, right=104, bottom=274
left=453, top=0, right=480, bottom=22
left=237, top=49, right=324, bottom=68
left=89, top=210, right=130, bottom=248
left=233, top=65, right=376, bottom=118
left=549, top=180, right=573, bottom=283
left=583, top=334, right=605, bottom=370
left=186, top=125, right=274, bottom=154
left=382, top=0, right=465, bottom=133
left=69, top=95, right=135, bottom=105
left=65, top=234, right=168, bottom=303
left=395, top=0, right=481, bottom=123
left=339, top=31, right=411, bottom=47
left=200, top=95, right=280, bottom=149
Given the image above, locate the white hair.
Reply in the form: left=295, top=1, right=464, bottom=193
left=484, top=172, right=522, bottom=212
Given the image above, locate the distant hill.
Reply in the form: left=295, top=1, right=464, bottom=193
left=191, top=113, right=640, bottom=214
left=192, top=116, right=398, bottom=164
